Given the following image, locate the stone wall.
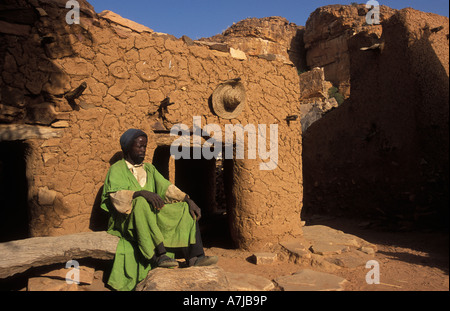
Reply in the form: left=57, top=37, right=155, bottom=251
left=0, top=0, right=303, bottom=249
left=302, top=8, right=449, bottom=229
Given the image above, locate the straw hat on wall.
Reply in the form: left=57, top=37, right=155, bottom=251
left=211, top=78, right=246, bottom=119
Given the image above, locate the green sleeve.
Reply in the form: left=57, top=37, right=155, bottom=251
left=101, top=159, right=139, bottom=212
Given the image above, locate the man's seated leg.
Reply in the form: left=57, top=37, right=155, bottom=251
left=187, top=221, right=218, bottom=267
left=153, top=242, right=179, bottom=268
left=165, top=220, right=218, bottom=267
left=129, top=196, right=178, bottom=268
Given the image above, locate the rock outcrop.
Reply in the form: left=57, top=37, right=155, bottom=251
left=298, top=67, right=338, bottom=132
left=200, top=16, right=307, bottom=70
left=303, top=4, right=397, bottom=98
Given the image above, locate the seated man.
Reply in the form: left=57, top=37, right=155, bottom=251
left=101, top=128, right=217, bottom=291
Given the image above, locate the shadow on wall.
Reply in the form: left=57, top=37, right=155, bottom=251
left=288, top=27, right=308, bottom=74
left=89, top=152, right=124, bottom=231
left=301, top=12, right=449, bottom=230
left=0, top=1, right=98, bottom=238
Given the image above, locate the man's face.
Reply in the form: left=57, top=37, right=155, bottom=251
left=127, top=135, right=147, bottom=164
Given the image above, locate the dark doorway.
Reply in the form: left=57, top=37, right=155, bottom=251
left=152, top=146, right=171, bottom=180
left=0, top=141, right=30, bottom=242
left=152, top=146, right=234, bottom=248
left=174, top=148, right=217, bottom=216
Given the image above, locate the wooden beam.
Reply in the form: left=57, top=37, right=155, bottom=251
left=0, top=124, right=63, bottom=142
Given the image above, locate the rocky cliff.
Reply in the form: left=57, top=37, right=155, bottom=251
left=303, top=4, right=397, bottom=98
left=200, top=16, right=307, bottom=71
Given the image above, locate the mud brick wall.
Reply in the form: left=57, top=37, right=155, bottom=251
left=302, top=8, right=449, bottom=228
left=0, top=0, right=303, bottom=250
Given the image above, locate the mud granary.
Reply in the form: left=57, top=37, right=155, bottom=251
left=0, top=0, right=448, bottom=250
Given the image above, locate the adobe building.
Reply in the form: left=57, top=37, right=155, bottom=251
left=0, top=0, right=303, bottom=250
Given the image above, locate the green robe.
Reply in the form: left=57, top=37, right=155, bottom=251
left=101, top=159, right=196, bottom=291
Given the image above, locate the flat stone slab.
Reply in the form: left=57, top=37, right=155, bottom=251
left=40, top=266, right=96, bottom=285
left=136, top=266, right=231, bottom=291
left=325, top=250, right=373, bottom=268
left=226, top=272, right=275, bottom=291
left=275, top=269, right=347, bottom=291
left=98, top=10, right=153, bottom=33
left=302, top=225, right=377, bottom=251
left=27, top=277, right=78, bottom=291
left=309, top=241, right=350, bottom=256
left=280, top=240, right=311, bottom=260
left=136, top=266, right=276, bottom=291
left=0, top=231, right=119, bottom=279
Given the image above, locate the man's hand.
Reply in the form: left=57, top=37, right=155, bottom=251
left=134, top=190, right=164, bottom=211
left=185, top=197, right=201, bottom=221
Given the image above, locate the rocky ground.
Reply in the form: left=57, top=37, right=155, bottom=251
left=3, top=214, right=447, bottom=291
left=208, top=215, right=449, bottom=291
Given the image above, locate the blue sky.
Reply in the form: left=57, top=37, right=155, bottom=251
left=88, top=0, right=449, bottom=39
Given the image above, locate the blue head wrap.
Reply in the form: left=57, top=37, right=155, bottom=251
left=119, top=128, right=147, bottom=154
